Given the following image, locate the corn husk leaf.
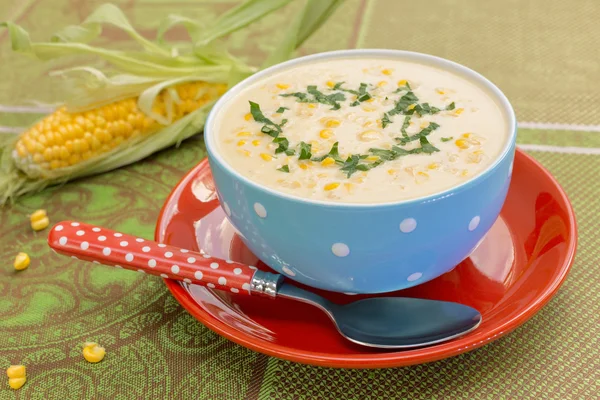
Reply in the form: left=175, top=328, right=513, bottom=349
left=52, top=3, right=168, bottom=56
left=0, top=0, right=343, bottom=204
left=263, top=0, right=344, bottom=68
left=156, top=15, right=204, bottom=44
left=194, top=0, right=292, bottom=47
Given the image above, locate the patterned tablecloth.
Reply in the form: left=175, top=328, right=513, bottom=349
left=1, top=0, right=598, bottom=399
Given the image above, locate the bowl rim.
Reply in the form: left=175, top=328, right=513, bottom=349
left=204, top=48, right=517, bottom=208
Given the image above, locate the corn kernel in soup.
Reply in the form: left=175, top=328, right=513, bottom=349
left=213, top=58, right=508, bottom=203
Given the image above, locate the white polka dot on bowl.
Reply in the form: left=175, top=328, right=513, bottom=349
left=253, top=203, right=267, bottom=218
left=407, top=272, right=423, bottom=282
left=469, top=216, right=481, bottom=231
left=399, top=218, right=417, bottom=233
left=331, top=243, right=350, bottom=257
left=194, top=271, right=203, bottom=280
left=125, top=254, right=134, bottom=262
left=171, top=265, right=180, bottom=274
left=218, top=277, right=227, bottom=285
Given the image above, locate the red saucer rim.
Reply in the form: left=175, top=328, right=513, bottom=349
left=156, top=148, right=578, bottom=369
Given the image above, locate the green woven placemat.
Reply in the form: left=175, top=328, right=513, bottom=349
left=1, top=1, right=598, bottom=399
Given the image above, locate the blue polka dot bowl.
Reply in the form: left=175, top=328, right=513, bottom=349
left=204, top=49, right=517, bottom=294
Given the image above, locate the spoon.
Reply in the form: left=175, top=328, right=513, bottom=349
left=48, top=221, right=482, bottom=349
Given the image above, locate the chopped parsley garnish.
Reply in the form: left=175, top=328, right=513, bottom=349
left=277, top=165, right=290, bottom=173
left=409, top=102, right=441, bottom=116
left=331, top=82, right=372, bottom=107
left=350, top=92, right=372, bottom=107
left=261, top=125, right=279, bottom=137
left=298, top=141, right=312, bottom=160
left=381, top=113, right=392, bottom=128
left=400, top=116, right=411, bottom=137
left=445, top=102, right=456, bottom=110
left=419, top=136, right=440, bottom=154
left=388, top=91, right=419, bottom=116
left=273, top=137, right=295, bottom=155
left=441, top=136, right=453, bottom=142
left=249, top=101, right=293, bottom=155
left=250, top=101, right=282, bottom=134
left=332, top=81, right=360, bottom=95
left=280, top=91, right=311, bottom=102
left=339, top=145, right=428, bottom=177
left=312, top=141, right=344, bottom=163
left=396, top=122, right=441, bottom=145
left=281, top=86, right=346, bottom=110
left=276, top=107, right=289, bottom=113
left=395, top=82, right=412, bottom=92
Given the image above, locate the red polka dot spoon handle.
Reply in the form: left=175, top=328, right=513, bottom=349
left=48, top=221, right=283, bottom=296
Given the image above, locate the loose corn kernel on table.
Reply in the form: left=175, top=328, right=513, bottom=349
left=0, top=0, right=598, bottom=399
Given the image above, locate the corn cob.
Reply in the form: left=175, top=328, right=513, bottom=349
left=13, top=82, right=227, bottom=178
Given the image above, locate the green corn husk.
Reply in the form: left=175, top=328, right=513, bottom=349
left=0, top=0, right=344, bottom=205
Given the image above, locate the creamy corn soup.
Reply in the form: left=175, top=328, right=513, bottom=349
left=213, top=58, right=508, bottom=203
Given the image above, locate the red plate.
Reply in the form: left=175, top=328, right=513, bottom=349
left=156, top=149, right=577, bottom=368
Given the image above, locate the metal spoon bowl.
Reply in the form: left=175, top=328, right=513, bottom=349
left=278, top=282, right=481, bottom=348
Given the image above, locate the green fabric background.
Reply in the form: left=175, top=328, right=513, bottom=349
left=1, top=0, right=598, bottom=399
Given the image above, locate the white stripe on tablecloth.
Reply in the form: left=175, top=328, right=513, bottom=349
left=518, top=144, right=600, bottom=155
left=518, top=121, right=600, bottom=132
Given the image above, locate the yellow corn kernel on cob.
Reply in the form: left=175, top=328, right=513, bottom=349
left=12, top=82, right=227, bottom=179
